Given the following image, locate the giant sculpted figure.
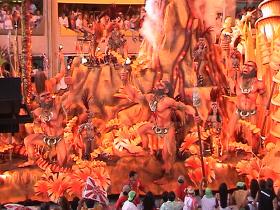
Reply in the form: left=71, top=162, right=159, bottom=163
left=123, top=80, right=197, bottom=177
left=19, top=52, right=70, bottom=167
left=193, top=38, right=210, bottom=86
left=19, top=91, right=68, bottom=167
left=227, top=61, right=265, bottom=152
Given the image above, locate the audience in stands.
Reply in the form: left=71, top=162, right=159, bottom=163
left=58, top=5, right=143, bottom=34
left=0, top=1, right=42, bottom=31
left=59, top=13, right=69, bottom=28
left=2, top=174, right=280, bottom=210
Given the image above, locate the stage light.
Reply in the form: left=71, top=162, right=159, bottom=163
left=59, top=44, right=63, bottom=51
left=81, top=57, right=87, bottom=64
left=0, top=175, right=8, bottom=180
left=125, top=57, right=131, bottom=65
left=262, top=7, right=272, bottom=17
left=0, top=172, right=11, bottom=184
left=256, top=0, right=280, bottom=41
left=261, top=23, right=274, bottom=40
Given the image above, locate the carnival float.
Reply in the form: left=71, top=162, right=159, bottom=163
left=1, top=0, right=280, bottom=205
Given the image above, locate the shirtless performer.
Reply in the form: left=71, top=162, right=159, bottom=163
left=123, top=80, right=197, bottom=176
left=19, top=91, right=68, bottom=167
left=227, top=61, right=265, bottom=152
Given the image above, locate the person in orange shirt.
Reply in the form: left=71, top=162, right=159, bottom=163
left=175, top=175, right=187, bottom=202
left=127, top=171, right=146, bottom=205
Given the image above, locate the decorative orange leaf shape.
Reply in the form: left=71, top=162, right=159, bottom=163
left=180, top=133, right=198, bottom=154
left=34, top=180, right=49, bottom=198
left=72, top=167, right=93, bottom=183
left=0, top=144, right=13, bottom=153
left=67, top=179, right=84, bottom=198
left=236, top=157, right=280, bottom=182
left=47, top=172, right=71, bottom=202
left=236, top=160, right=251, bottom=175
left=185, top=156, right=217, bottom=186
left=261, top=167, right=280, bottom=181
left=91, top=167, right=111, bottom=191
left=184, top=156, right=201, bottom=169
left=250, top=158, right=261, bottom=171
left=228, top=142, right=252, bottom=153
left=188, top=169, right=202, bottom=187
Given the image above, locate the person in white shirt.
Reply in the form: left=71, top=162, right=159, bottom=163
left=201, top=188, right=217, bottom=210
left=0, top=13, right=4, bottom=29
left=160, top=191, right=184, bottom=210
left=59, top=13, right=69, bottom=28
left=29, top=3, right=37, bottom=14
left=12, top=4, right=20, bottom=14
left=183, top=187, right=198, bottom=210
left=122, top=191, right=138, bottom=210
left=4, top=14, right=13, bottom=30
left=0, top=7, right=6, bottom=16
left=33, top=10, right=42, bottom=27
left=75, top=14, right=83, bottom=30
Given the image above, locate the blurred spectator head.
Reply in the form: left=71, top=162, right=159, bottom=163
left=58, top=196, right=70, bottom=210
left=250, top=179, right=259, bottom=199
left=266, top=178, right=275, bottom=192
left=129, top=170, right=137, bottom=180
left=84, top=198, right=95, bottom=208
left=36, top=10, right=41, bottom=16
left=259, top=179, right=266, bottom=190
left=71, top=197, right=80, bottom=210
left=167, top=191, right=176, bottom=202
left=40, top=202, right=51, bottom=210
left=143, top=191, right=155, bottom=210
left=162, top=191, right=168, bottom=203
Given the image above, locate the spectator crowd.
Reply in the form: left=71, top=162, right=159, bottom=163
left=235, top=6, right=261, bottom=28
left=0, top=1, right=42, bottom=31
left=58, top=4, right=145, bottom=33
left=2, top=171, right=280, bottom=210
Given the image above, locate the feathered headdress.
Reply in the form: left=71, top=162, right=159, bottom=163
left=210, top=87, right=219, bottom=102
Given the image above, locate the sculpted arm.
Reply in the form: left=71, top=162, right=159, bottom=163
left=169, top=99, right=196, bottom=116
left=32, top=109, right=42, bottom=128
left=48, top=52, right=66, bottom=90
left=121, top=85, right=147, bottom=104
